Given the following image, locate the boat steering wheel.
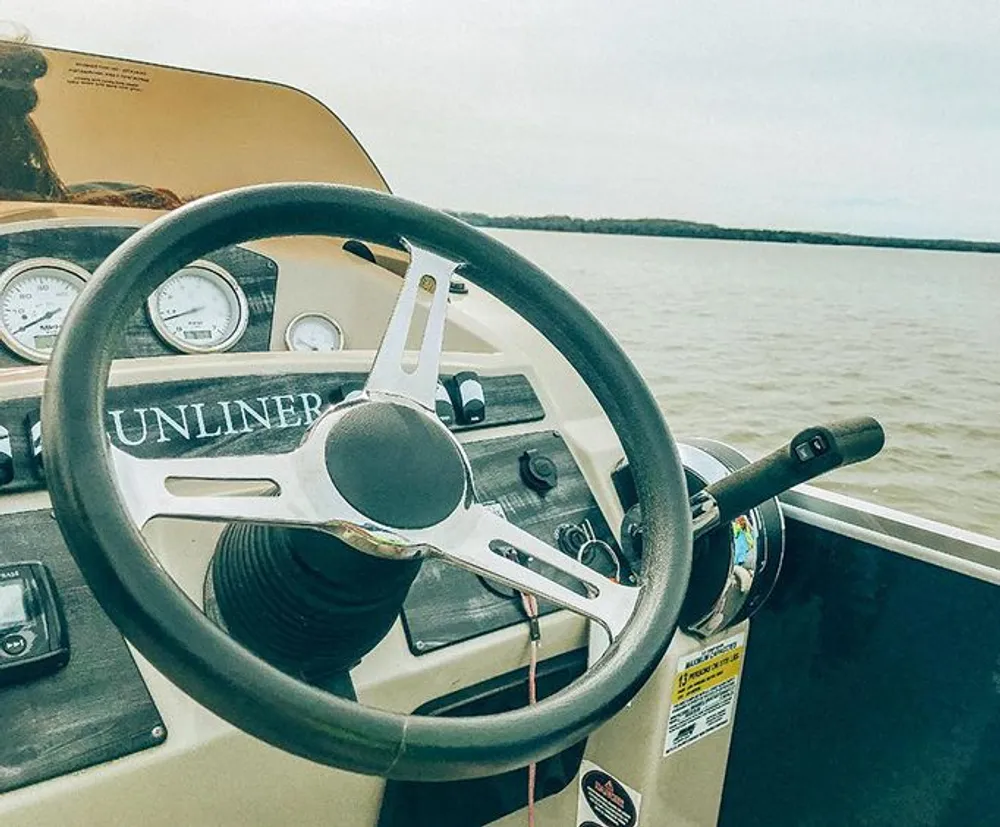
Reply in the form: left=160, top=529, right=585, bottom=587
left=42, top=184, right=692, bottom=781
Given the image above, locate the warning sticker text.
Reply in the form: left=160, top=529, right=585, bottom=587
left=664, top=632, right=745, bottom=756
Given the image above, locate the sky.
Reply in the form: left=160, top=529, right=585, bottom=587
left=3, top=1, right=999, bottom=239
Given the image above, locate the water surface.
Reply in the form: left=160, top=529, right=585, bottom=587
left=494, top=229, right=1000, bottom=538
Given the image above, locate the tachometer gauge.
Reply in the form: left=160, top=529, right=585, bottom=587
left=284, top=312, right=345, bottom=352
left=148, top=262, right=248, bottom=353
left=0, top=258, right=89, bottom=363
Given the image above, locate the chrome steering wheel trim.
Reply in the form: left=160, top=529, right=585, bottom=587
left=42, top=183, right=692, bottom=780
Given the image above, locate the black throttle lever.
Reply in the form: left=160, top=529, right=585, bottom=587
left=691, top=416, right=885, bottom=540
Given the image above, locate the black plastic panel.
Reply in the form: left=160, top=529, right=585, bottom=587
left=0, top=372, right=544, bottom=495
left=401, top=431, right=621, bottom=654
left=0, top=509, right=165, bottom=793
left=0, top=224, right=278, bottom=366
left=720, top=517, right=1000, bottom=827
left=378, top=650, right=587, bottom=827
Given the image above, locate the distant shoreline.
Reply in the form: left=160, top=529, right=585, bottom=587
left=448, top=212, right=1000, bottom=254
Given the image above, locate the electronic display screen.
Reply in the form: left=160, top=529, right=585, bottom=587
left=0, top=582, right=27, bottom=626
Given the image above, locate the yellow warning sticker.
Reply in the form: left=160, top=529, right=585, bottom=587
left=664, top=632, right=746, bottom=756
left=671, top=643, right=743, bottom=704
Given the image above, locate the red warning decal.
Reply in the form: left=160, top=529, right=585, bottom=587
left=576, top=760, right=642, bottom=827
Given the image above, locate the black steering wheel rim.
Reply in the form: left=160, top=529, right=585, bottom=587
left=42, top=183, right=692, bottom=781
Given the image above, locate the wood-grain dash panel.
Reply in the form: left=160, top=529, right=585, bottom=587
left=0, top=509, right=165, bottom=794
left=401, top=431, right=623, bottom=654
left=0, top=224, right=278, bottom=366
left=0, top=373, right=544, bottom=495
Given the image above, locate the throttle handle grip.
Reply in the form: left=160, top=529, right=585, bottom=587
left=704, top=416, right=884, bottom=525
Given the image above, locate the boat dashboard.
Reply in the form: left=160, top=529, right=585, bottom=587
left=4, top=41, right=694, bottom=824
left=0, top=206, right=659, bottom=826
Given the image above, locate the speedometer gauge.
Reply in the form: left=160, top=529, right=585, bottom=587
left=0, top=258, right=89, bottom=363
left=284, top=312, right=345, bottom=352
left=147, top=262, right=248, bottom=353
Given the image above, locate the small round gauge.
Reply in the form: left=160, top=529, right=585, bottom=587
left=284, top=312, right=346, bottom=352
left=0, top=258, right=89, bottom=363
left=147, top=261, right=248, bottom=353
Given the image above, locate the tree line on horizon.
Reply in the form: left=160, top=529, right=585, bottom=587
left=447, top=211, right=1000, bottom=254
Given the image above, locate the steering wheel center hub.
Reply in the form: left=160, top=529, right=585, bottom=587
left=323, top=401, right=465, bottom=530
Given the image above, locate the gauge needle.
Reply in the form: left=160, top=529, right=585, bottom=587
left=161, top=306, right=205, bottom=322
left=9, top=307, right=62, bottom=336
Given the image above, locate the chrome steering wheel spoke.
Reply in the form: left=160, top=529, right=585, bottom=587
left=110, top=444, right=352, bottom=530
left=364, top=241, right=458, bottom=409
left=421, top=504, right=640, bottom=641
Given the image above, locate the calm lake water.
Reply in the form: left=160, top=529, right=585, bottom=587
left=493, top=229, right=1000, bottom=538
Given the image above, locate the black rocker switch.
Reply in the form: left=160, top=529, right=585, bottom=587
left=330, top=381, right=365, bottom=405
left=520, top=449, right=558, bottom=493
left=0, top=426, right=13, bottom=486
left=450, top=371, right=486, bottom=425
left=435, top=381, right=455, bottom=426
left=24, top=413, right=42, bottom=472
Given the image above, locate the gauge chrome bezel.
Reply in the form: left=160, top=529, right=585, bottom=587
left=283, top=311, right=347, bottom=353
left=0, top=257, right=91, bottom=364
left=146, top=260, right=249, bottom=354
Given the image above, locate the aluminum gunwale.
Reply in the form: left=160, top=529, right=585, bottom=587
left=783, top=485, right=1000, bottom=585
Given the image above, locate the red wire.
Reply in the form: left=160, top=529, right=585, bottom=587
left=520, top=593, right=540, bottom=827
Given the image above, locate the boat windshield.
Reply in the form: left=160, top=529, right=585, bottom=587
left=0, top=41, right=388, bottom=211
